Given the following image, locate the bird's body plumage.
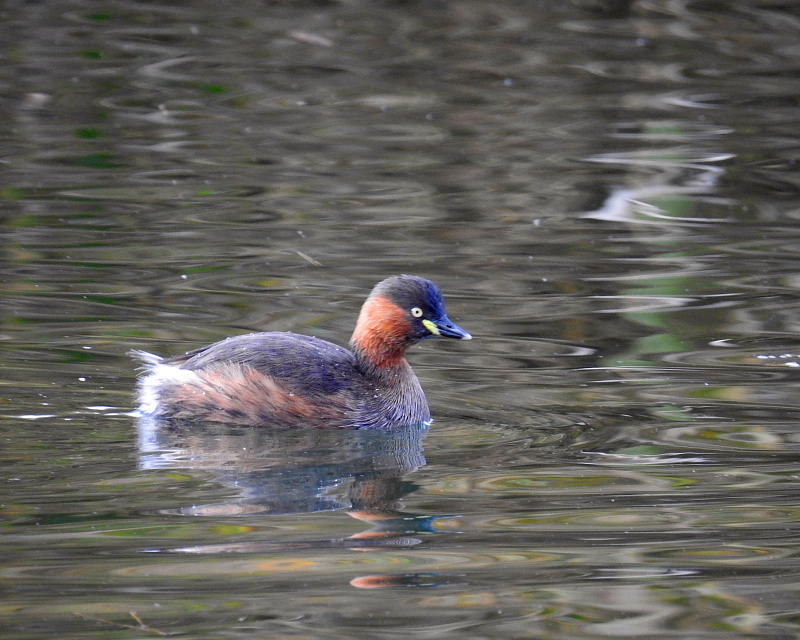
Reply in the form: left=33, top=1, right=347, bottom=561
left=133, top=275, right=469, bottom=428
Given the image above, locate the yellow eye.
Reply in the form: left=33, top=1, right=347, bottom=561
left=411, top=307, right=423, bottom=318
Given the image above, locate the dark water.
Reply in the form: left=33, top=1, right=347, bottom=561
left=4, top=1, right=800, bottom=638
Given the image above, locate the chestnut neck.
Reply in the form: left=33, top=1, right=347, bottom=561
left=349, top=294, right=414, bottom=374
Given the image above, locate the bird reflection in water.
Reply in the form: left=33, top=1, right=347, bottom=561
left=138, top=416, right=450, bottom=551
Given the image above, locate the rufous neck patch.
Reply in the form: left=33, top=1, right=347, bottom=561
left=351, top=294, right=412, bottom=368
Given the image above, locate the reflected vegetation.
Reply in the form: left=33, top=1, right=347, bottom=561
left=4, top=0, right=800, bottom=639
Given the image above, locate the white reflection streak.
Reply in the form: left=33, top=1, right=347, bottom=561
left=138, top=56, right=198, bottom=82
left=590, top=295, right=695, bottom=313
left=582, top=151, right=735, bottom=223
left=584, top=184, right=722, bottom=222
left=588, top=451, right=709, bottom=464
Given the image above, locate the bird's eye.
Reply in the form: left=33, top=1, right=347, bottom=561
left=411, top=307, right=424, bottom=318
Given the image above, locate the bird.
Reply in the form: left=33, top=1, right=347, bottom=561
left=132, top=275, right=471, bottom=429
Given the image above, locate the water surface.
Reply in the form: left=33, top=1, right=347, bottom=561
left=3, top=1, right=800, bottom=638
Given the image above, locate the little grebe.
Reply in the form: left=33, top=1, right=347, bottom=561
left=132, top=275, right=470, bottom=428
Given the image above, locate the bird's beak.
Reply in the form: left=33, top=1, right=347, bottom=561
left=423, top=316, right=472, bottom=340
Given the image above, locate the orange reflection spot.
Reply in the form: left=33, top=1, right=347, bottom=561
left=350, top=575, right=402, bottom=589
left=253, top=559, right=319, bottom=571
